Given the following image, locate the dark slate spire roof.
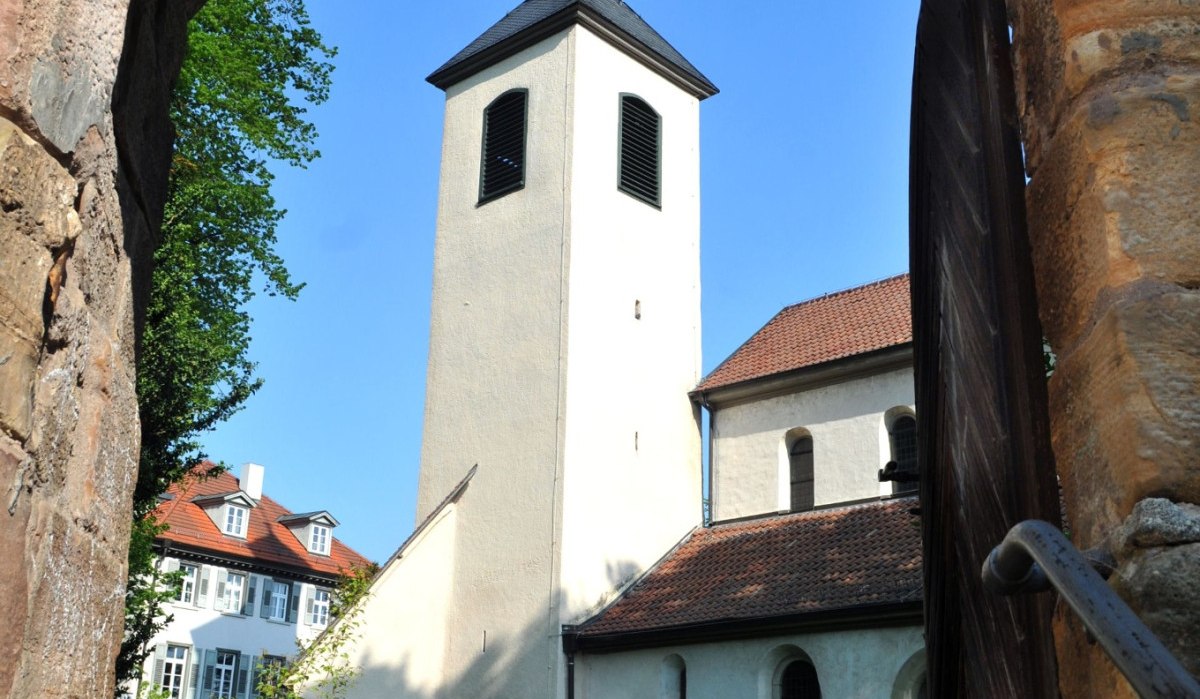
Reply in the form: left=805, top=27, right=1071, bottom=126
left=427, top=0, right=718, bottom=98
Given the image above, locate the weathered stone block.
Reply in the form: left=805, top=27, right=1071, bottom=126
left=1026, top=72, right=1200, bottom=351
left=1050, top=290, right=1200, bottom=547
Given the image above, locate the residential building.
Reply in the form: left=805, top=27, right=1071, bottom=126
left=135, top=462, right=369, bottom=699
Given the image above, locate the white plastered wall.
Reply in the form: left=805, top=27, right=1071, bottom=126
left=336, top=505, right=457, bottom=699
left=576, top=625, right=925, bottom=699
left=557, top=26, right=703, bottom=626
left=411, top=24, right=704, bottom=699
left=711, top=366, right=914, bottom=521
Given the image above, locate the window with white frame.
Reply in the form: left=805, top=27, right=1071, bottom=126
left=215, top=571, right=245, bottom=613
left=159, top=644, right=188, bottom=698
left=269, top=581, right=289, bottom=620
left=309, top=588, right=330, bottom=626
left=176, top=563, right=197, bottom=605
left=211, top=650, right=237, bottom=699
left=309, top=524, right=330, bottom=555
left=224, top=504, right=247, bottom=537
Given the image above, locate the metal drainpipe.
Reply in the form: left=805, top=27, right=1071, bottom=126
left=562, top=626, right=578, bottom=699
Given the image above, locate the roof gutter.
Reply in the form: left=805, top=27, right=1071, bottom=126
left=571, top=600, right=922, bottom=654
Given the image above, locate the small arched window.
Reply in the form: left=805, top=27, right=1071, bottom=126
left=661, top=654, right=686, bottom=699
left=780, top=660, right=821, bottom=699
left=789, top=436, right=814, bottom=512
left=479, top=89, right=527, bottom=203
left=888, top=414, right=918, bottom=494
left=618, top=94, right=661, bottom=207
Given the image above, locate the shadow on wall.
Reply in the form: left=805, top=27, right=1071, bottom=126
left=323, top=558, right=646, bottom=699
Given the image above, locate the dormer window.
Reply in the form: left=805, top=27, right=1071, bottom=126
left=224, top=505, right=247, bottom=537
left=277, top=510, right=340, bottom=555
left=310, top=524, right=330, bottom=555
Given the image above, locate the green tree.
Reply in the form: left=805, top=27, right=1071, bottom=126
left=116, top=0, right=334, bottom=692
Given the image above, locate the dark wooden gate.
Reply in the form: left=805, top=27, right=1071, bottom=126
left=909, top=0, right=1063, bottom=696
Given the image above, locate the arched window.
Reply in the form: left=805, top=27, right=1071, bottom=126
left=780, top=660, right=820, bottom=699
left=618, top=94, right=661, bottom=207
left=661, top=654, right=686, bottom=699
left=479, top=89, right=527, bottom=203
left=789, top=435, right=814, bottom=512
left=891, top=649, right=927, bottom=699
left=888, top=414, right=918, bottom=494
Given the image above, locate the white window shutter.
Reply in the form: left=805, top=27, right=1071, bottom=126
left=151, top=643, right=166, bottom=687
left=196, top=566, right=211, bottom=608
left=163, top=558, right=180, bottom=574
left=302, top=584, right=314, bottom=626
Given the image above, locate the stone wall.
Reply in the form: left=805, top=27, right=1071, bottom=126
left=1008, top=1, right=1200, bottom=695
left=0, top=0, right=200, bottom=696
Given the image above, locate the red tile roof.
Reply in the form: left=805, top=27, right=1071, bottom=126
left=152, top=463, right=370, bottom=578
left=577, top=498, right=922, bottom=637
left=696, top=274, right=912, bottom=392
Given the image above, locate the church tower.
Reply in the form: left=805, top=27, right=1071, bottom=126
left=415, top=2, right=717, bottom=696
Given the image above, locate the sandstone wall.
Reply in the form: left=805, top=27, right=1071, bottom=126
left=0, top=0, right=200, bottom=696
left=1008, top=1, right=1200, bottom=695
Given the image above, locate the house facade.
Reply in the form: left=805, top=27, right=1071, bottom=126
left=134, top=462, right=369, bottom=699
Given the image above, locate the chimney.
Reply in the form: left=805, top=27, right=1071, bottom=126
left=240, top=462, right=264, bottom=501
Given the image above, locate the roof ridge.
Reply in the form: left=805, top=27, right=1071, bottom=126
left=775, top=272, right=910, bottom=315
left=709, top=496, right=917, bottom=532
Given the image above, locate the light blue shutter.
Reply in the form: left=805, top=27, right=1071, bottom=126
left=201, top=649, right=216, bottom=692
left=287, top=582, right=301, bottom=623
left=242, top=575, right=256, bottom=615
left=248, top=655, right=260, bottom=699
left=187, top=655, right=200, bottom=699
left=259, top=578, right=272, bottom=618
left=236, top=653, right=250, bottom=697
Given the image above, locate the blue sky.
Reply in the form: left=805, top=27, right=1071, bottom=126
left=200, top=0, right=921, bottom=564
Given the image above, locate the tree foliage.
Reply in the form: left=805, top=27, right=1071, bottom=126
left=117, top=0, right=334, bottom=691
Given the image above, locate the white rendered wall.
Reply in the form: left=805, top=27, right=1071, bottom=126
left=415, top=30, right=574, bottom=699
left=711, top=367, right=914, bottom=521
left=336, top=505, right=458, bottom=699
left=558, top=27, right=703, bottom=626
left=577, top=625, right=925, bottom=699
left=413, top=23, right=705, bottom=699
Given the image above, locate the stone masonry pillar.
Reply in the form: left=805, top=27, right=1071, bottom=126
left=1007, top=1, right=1200, bottom=696
left=0, top=1, right=199, bottom=696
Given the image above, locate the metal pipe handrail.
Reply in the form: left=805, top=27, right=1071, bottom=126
left=982, top=520, right=1200, bottom=698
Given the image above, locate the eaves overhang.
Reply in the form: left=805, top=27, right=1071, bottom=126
left=691, top=343, right=914, bottom=411
left=567, top=600, right=923, bottom=654
left=153, top=541, right=341, bottom=586
left=426, top=4, right=718, bottom=99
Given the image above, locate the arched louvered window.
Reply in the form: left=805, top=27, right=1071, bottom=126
left=780, top=660, right=821, bottom=699
left=789, top=436, right=814, bottom=512
left=479, top=89, right=527, bottom=203
left=889, top=415, right=918, bottom=494
left=618, top=94, right=661, bottom=207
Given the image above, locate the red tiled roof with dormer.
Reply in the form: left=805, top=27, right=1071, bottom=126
left=152, top=463, right=369, bottom=578
left=576, top=497, right=922, bottom=639
left=695, top=274, right=912, bottom=393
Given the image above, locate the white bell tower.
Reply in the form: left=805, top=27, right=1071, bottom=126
left=415, top=2, right=717, bottom=696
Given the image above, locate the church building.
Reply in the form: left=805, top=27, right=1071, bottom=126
left=327, top=2, right=926, bottom=697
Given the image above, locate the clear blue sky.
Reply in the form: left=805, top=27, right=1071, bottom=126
left=200, top=0, right=922, bottom=564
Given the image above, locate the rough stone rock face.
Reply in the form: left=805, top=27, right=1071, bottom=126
left=1008, top=0, right=1200, bottom=694
left=0, top=0, right=200, bottom=696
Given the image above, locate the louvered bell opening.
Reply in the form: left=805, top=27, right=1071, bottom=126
left=480, top=90, right=527, bottom=203
left=619, top=96, right=660, bottom=207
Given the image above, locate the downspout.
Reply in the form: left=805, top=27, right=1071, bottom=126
left=562, top=626, right=579, bottom=699
left=695, top=391, right=714, bottom=525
